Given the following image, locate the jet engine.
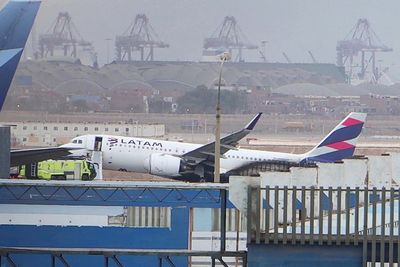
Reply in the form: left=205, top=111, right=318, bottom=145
left=144, top=154, right=185, bottom=177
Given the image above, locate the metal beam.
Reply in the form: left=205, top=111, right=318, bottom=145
left=0, top=179, right=228, bottom=190
left=0, top=247, right=246, bottom=258
left=0, top=180, right=228, bottom=207
left=5, top=254, right=17, bottom=267
left=163, top=256, right=176, bottom=267
left=55, top=254, right=71, bottom=267
left=110, top=255, right=123, bottom=267
left=0, top=247, right=246, bottom=267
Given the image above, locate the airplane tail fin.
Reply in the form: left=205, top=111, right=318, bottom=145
left=302, top=112, right=367, bottom=163
left=0, top=0, right=41, bottom=110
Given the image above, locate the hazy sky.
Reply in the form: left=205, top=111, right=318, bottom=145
left=3, top=0, right=400, bottom=80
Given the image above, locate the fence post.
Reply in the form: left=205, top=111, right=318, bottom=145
left=247, top=186, right=260, bottom=244
left=220, top=189, right=227, bottom=252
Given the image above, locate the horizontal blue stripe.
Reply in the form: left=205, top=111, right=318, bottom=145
left=305, top=147, right=355, bottom=163
left=318, top=124, right=364, bottom=147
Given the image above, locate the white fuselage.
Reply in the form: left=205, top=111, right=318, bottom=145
left=65, top=134, right=305, bottom=177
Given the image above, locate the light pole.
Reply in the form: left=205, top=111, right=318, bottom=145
left=214, top=52, right=231, bottom=183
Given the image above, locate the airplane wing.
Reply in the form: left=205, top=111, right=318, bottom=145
left=181, top=113, right=262, bottom=165
left=10, top=147, right=75, bottom=167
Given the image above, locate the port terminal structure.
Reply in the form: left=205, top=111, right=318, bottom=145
left=1, top=153, right=400, bottom=266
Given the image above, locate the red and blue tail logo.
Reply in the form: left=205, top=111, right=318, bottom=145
left=303, top=112, right=367, bottom=163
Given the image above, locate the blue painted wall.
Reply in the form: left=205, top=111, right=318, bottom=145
left=248, top=243, right=363, bottom=267
left=0, top=186, right=232, bottom=266
left=0, top=207, right=189, bottom=266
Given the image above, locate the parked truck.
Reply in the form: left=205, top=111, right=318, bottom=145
left=19, top=159, right=97, bottom=181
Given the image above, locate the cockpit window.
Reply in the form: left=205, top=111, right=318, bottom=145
left=78, top=140, right=83, bottom=144
left=72, top=140, right=77, bottom=144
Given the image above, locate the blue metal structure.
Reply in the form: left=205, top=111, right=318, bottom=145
left=0, top=180, right=225, bottom=207
left=0, top=210, right=190, bottom=266
left=0, top=180, right=243, bottom=266
left=4, top=181, right=398, bottom=266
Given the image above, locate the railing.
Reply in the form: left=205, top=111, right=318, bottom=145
left=0, top=180, right=227, bottom=207
left=247, top=186, right=400, bottom=266
left=0, top=179, right=246, bottom=267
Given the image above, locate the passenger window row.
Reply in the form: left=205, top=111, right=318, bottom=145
left=109, top=144, right=264, bottom=161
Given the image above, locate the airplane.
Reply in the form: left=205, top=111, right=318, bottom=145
left=0, top=0, right=77, bottom=166
left=62, top=112, right=367, bottom=182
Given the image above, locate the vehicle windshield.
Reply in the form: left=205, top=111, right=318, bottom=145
left=87, top=162, right=97, bottom=179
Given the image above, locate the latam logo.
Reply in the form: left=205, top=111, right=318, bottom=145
left=108, top=137, right=162, bottom=147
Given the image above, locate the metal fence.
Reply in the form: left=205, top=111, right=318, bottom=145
left=0, top=180, right=246, bottom=267
left=247, top=186, right=400, bottom=266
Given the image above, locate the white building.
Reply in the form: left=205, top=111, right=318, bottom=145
left=10, top=121, right=165, bottom=147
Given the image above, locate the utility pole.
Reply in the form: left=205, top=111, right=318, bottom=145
left=214, top=52, right=231, bottom=183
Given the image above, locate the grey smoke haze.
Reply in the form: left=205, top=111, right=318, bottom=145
left=3, top=0, right=400, bottom=80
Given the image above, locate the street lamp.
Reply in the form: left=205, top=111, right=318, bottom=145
left=214, top=52, right=231, bottom=183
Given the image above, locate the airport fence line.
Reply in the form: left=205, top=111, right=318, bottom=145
left=0, top=180, right=247, bottom=267
left=247, top=186, right=400, bottom=266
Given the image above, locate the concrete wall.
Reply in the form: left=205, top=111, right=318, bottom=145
left=260, top=154, right=399, bottom=189
left=258, top=154, right=400, bottom=225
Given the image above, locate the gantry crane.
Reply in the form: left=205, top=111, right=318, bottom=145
left=203, top=16, right=257, bottom=62
left=38, top=12, right=97, bottom=66
left=115, top=14, right=169, bottom=61
left=336, top=18, right=392, bottom=83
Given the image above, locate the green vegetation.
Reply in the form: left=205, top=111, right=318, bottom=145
left=177, top=85, right=246, bottom=114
